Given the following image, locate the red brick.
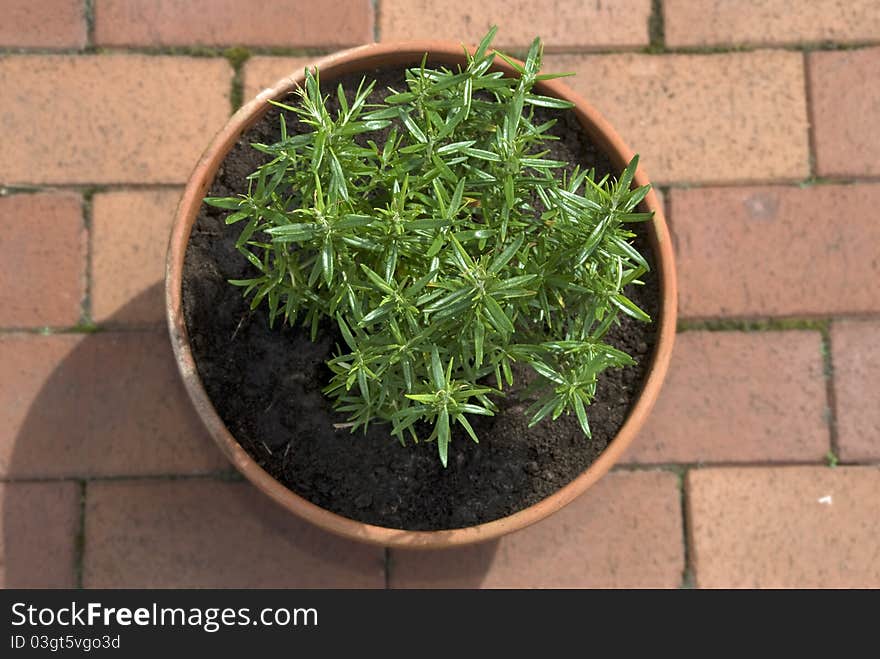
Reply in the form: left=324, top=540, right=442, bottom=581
left=831, top=321, right=880, bottom=462
left=0, top=481, right=79, bottom=588
left=544, top=51, right=809, bottom=185
left=380, top=0, right=651, bottom=50
left=94, top=0, right=373, bottom=48
left=0, top=332, right=228, bottom=478
left=688, top=467, right=880, bottom=588
left=0, top=56, right=231, bottom=185
left=670, top=184, right=880, bottom=318
left=92, top=189, right=181, bottom=326
left=809, top=48, right=880, bottom=178
left=625, top=331, right=829, bottom=464
left=665, top=0, right=880, bottom=48
left=0, top=0, right=86, bottom=49
left=0, top=192, right=85, bottom=327
left=242, top=56, right=314, bottom=104
left=390, top=471, right=682, bottom=588
left=84, top=479, right=384, bottom=588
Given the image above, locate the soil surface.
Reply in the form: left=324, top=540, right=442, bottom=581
left=182, top=66, right=660, bottom=530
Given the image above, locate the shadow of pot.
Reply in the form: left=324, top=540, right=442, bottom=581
left=166, top=41, right=677, bottom=549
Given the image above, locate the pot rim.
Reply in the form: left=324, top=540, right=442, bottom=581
left=165, top=40, right=677, bottom=549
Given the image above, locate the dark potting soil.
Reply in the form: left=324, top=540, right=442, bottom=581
left=182, top=66, right=660, bottom=530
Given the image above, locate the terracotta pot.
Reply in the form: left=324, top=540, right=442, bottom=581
left=166, top=41, right=677, bottom=549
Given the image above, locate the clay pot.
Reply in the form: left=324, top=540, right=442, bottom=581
left=166, top=41, right=677, bottom=549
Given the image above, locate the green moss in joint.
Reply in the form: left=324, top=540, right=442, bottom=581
left=224, top=47, right=252, bottom=113
left=677, top=318, right=830, bottom=333
left=825, top=450, right=839, bottom=468
left=74, top=481, right=87, bottom=589
left=64, top=323, right=101, bottom=335
left=647, top=0, right=665, bottom=53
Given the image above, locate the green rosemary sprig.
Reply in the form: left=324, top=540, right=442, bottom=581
left=205, top=27, right=653, bottom=466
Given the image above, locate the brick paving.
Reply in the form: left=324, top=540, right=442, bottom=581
left=544, top=51, right=810, bottom=184
left=830, top=321, right=880, bottom=462
left=242, top=56, right=314, bottom=101
left=0, top=193, right=85, bottom=327
left=808, top=48, right=880, bottom=177
left=0, top=55, right=232, bottom=184
left=379, top=0, right=653, bottom=50
left=671, top=184, right=880, bottom=318
left=0, top=0, right=86, bottom=49
left=83, top=480, right=385, bottom=588
left=91, top=189, right=182, bottom=325
left=687, top=467, right=880, bottom=588
left=0, top=1, right=878, bottom=589
left=663, top=0, right=880, bottom=48
left=623, top=331, right=829, bottom=464
left=0, top=332, right=227, bottom=479
left=93, top=0, right=374, bottom=48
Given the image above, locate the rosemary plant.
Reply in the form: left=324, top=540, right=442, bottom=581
left=205, top=28, right=653, bottom=466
